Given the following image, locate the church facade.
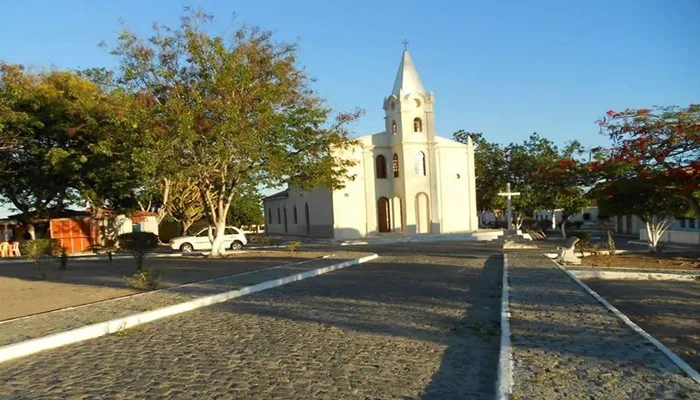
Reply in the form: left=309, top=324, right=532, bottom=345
left=263, top=49, right=478, bottom=239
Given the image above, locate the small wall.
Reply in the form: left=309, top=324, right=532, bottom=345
left=639, top=229, right=700, bottom=245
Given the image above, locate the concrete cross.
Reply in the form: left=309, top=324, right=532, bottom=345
left=498, top=182, right=521, bottom=232
left=402, top=39, right=409, bottom=51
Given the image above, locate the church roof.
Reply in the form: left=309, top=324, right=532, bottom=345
left=391, top=50, right=426, bottom=96
left=262, top=189, right=289, bottom=202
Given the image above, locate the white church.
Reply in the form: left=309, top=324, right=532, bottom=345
left=263, top=49, right=478, bottom=239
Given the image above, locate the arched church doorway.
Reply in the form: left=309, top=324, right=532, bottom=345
left=377, top=197, right=391, bottom=233
left=415, top=193, right=430, bottom=234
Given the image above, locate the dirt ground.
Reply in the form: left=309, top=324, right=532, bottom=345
left=585, top=279, right=700, bottom=371
left=0, top=250, right=328, bottom=321
left=581, top=251, right=700, bottom=270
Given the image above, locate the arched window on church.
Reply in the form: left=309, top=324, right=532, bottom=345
left=415, top=151, right=426, bottom=176
left=376, top=155, right=387, bottom=179
left=293, top=206, right=298, bottom=224
left=277, top=208, right=281, bottom=224
left=413, top=118, right=423, bottom=132
left=393, top=154, right=400, bottom=178
left=391, top=121, right=397, bottom=135
left=268, top=208, right=272, bottom=223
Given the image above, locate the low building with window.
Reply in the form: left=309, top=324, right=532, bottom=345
left=263, top=49, right=478, bottom=239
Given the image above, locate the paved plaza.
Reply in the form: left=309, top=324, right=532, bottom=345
left=508, top=250, right=699, bottom=399
left=0, top=242, right=503, bottom=399
left=1, top=241, right=698, bottom=399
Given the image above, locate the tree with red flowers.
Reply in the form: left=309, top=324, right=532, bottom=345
left=593, top=105, right=698, bottom=250
left=595, top=105, right=699, bottom=214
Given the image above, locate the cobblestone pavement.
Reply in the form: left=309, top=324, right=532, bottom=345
left=0, top=242, right=502, bottom=399
left=507, top=250, right=700, bottom=399
left=585, top=279, right=700, bottom=371
left=0, top=252, right=367, bottom=346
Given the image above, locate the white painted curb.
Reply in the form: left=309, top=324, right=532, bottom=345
left=0, top=253, right=379, bottom=364
left=570, top=270, right=699, bottom=281
left=549, top=257, right=700, bottom=385
left=496, top=253, right=513, bottom=400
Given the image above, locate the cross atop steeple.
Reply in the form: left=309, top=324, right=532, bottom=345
left=402, top=39, right=409, bottom=51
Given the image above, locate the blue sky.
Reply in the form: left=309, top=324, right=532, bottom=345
left=1, top=0, right=699, bottom=214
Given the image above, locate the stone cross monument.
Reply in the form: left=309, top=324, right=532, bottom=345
left=498, top=182, right=521, bottom=233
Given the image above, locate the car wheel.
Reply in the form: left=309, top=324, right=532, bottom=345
left=180, top=243, right=194, bottom=253
left=230, top=241, right=243, bottom=251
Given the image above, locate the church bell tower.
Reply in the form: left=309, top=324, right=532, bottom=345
left=382, top=46, right=440, bottom=234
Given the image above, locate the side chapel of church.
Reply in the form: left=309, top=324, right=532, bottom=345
left=263, top=49, right=478, bottom=239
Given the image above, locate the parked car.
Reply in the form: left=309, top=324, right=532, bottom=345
left=169, top=226, right=247, bottom=252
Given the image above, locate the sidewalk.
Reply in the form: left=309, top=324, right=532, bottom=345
left=0, top=252, right=370, bottom=349
left=506, top=250, right=699, bottom=399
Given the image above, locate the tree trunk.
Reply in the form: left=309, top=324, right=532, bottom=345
left=210, top=219, right=227, bottom=256
left=551, top=210, right=556, bottom=230
left=182, top=220, right=193, bottom=236
left=686, top=194, right=700, bottom=218
left=561, top=219, right=567, bottom=239
left=515, top=213, right=524, bottom=231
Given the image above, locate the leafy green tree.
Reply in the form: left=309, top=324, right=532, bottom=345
left=0, top=64, right=157, bottom=225
left=166, top=178, right=204, bottom=235
left=454, top=130, right=507, bottom=214
left=227, top=185, right=264, bottom=227
left=110, top=9, right=360, bottom=255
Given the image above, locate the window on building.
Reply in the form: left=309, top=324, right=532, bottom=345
left=268, top=208, right=272, bottom=223
left=277, top=207, right=281, bottom=224
left=391, top=120, right=397, bottom=135
left=376, top=155, right=387, bottom=179
left=392, top=154, right=400, bottom=178
left=413, top=118, right=423, bottom=132
left=415, top=151, right=426, bottom=176
left=583, top=213, right=591, bottom=221
left=293, top=206, right=298, bottom=224
left=680, top=218, right=686, bottom=229
left=690, top=219, right=696, bottom=229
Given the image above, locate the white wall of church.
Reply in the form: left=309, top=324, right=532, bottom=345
left=264, top=187, right=334, bottom=238
left=438, top=145, right=477, bottom=232
left=331, top=146, right=372, bottom=239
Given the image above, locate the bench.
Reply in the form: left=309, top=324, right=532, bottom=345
left=557, top=236, right=581, bottom=264
left=527, top=229, right=547, bottom=240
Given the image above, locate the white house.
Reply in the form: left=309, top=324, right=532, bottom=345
left=263, top=49, right=478, bottom=239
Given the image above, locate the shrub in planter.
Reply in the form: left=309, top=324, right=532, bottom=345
left=570, top=231, right=592, bottom=257
left=123, top=269, right=162, bottom=291
left=287, top=240, right=302, bottom=255
left=21, top=239, right=61, bottom=261
left=118, top=232, right=159, bottom=271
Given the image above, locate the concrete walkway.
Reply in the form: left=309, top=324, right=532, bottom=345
left=506, top=250, right=699, bottom=399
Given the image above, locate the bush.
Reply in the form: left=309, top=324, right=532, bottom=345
left=287, top=240, right=302, bottom=255
left=519, top=217, right=536, bottom=230
left=118, top=232, right=159, bottom=271
left=59, top=247, right=68, bottom=270
left=533, top=220, right=551, bottom=233
left=570, top=231, right=592, bottom=257
left=21, top=239, right=61, bottom=261
left=596, top=220, right=616, bottom=256
left=248, top=235, right=282, bottom=246
left=123, top=269, right=162, bottom=291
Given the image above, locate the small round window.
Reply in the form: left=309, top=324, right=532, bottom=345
left=456, top=173, right=461, bottom=179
